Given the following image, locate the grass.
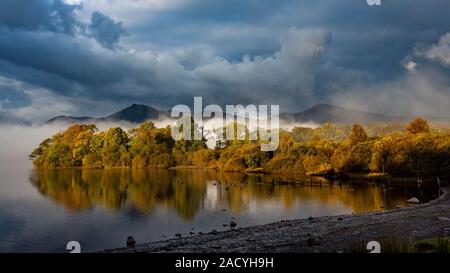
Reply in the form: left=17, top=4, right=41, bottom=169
left=416, top=237, right=450, bottom=253
left=346, top=235, right=450, bottom=253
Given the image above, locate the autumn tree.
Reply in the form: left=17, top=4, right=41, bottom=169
left=342, top=141, right=373, bottom=172
left=29, top=138, right=52, bottom=166
left=102, top=127, right=129, bottom=167
left=29, top=119, right=450, bottom=180
left=73, top=129, right=97, bottom=164
left=348, top=124, right=368, bottom=146
left=406, top=117, right=430, bottom=134
left=83, top=131, right=105, bottom=168
left=30, top=124, right=97, bottom=168
left=128, top=121, right=175, bottom=168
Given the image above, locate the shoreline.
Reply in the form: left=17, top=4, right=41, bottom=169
left=100, top=188, right=450, bottom=253
left=33, top=166, right=441, bottom=186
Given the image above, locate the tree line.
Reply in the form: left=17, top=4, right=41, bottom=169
left=30, top=118, right=450, bottom=179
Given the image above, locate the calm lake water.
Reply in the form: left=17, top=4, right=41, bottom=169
left=0, top=165, right=438, bottom=253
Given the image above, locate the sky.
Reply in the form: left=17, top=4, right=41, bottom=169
left=1, top=0, right=450, bottom=124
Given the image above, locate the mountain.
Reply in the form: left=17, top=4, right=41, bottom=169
left=280, top=104, right=397, bottom=125
left=103, top=104, right=169, bottom=123
left=46, top=115, right=96, bottom=124
left=47, top=103, right=447, bottom=126
left=46, top=104, right=169, bottom=125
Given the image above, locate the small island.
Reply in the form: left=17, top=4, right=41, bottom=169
left=29, top=117, right=450, bottom=183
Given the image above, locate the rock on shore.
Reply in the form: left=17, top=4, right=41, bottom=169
left=101, top=189, right=450, bottom=253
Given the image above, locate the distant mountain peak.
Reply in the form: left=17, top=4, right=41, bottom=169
left=46, top=115, right=94, bottom=124
left=128, top=103, right=156, bottom=110
left=105, top=104, right=163, bottom=123
left=46, top=102, right=416, bottom=126
left=281, top=103, right=395, bottom=125
left=46, top=104, right=168, bottom=125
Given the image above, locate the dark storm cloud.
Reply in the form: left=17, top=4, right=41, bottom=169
left=0, top=87, right=31, bottom=109
left=1, top=0, right=450, bottom=121
left=89, top=12, right=128, bottom=49
left=0, top=21, right=332, bottom=113
left=0, top=0, right=81, bottom=34
left=139, top=0, right=450, bottom=77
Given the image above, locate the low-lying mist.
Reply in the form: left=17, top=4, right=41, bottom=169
left=0, top=118, right=318, bottom=174
left=0, top=124, right=64, bottom=173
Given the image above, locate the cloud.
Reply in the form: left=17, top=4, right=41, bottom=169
left=331, top=66, right=450, bottom=118
left=333, top=32, right=450, bottom=117
left=1, top=0, right=450, bottom=122
left=404, top=61, right=418, bottom=72
left=417, top=33, right=450, bottom=67
left=0, top=110, right=30, bottom=125
left=0, top=28, right=126, bottom=87
left=192, top=28, right=331, bottom=107
left=0, top=24, right=331, bottom=116
left=0, top=0, right=82, bottom=34
left=89, top=12, right=128, bottom=49
left=0, top=77, right=31, bottom=109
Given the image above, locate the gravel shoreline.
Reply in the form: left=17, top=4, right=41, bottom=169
left=101, top=188, right=450, bottom=253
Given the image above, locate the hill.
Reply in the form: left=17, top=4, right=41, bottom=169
left=47, top=104, right=169, bottom=124
left=280, top=104, right=398, bottom=125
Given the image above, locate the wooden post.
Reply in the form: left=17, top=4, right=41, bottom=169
left=437, top=177, right=441, bottom=197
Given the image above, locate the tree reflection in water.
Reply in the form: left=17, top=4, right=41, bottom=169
left=30, top=169, right=432, bottom=220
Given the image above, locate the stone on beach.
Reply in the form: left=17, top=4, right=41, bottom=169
left=127, top=236, right=136, bottom=248
left=406, top=197, right=420, bottom=204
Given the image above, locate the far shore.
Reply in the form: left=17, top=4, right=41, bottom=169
left=100, top=188, right=450, bottom=253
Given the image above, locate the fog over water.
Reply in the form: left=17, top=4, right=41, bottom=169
left=0, top=120, right=173, bottom=173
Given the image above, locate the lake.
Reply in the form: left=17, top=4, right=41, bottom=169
left=0, top=166, right=438, bottom=252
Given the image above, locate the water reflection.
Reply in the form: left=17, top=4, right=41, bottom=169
left=30, top=169, right=431, bottom=219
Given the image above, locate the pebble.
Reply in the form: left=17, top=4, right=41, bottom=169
left=407, top=197, right=420, bottom=204
left=306, top=237, right=321, bottom=246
